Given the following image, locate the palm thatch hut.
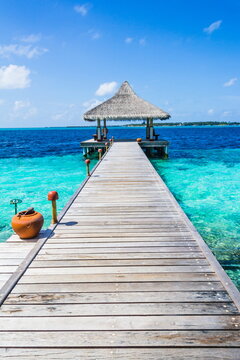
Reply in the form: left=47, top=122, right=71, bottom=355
left=84, top=81, right=170, bottom=141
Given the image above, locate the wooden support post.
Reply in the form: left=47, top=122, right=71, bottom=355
left=98, top=148, right=102, bottom=160
left=48, top=191, right=59, bottom=224
left=97, top=119, right=102, bottom=141
left=105, top=142, right=109, bottom=151
left=149, top=118, right=154, bottom=141
left=102, top=119, right=108, bottom=139
left=146, top=119, right=150, bottom=139
left=85, top=159, right=91, bottom=176
left=51, top=200, right=57, bottom=224
left=163, top=145, right=169, bottom=159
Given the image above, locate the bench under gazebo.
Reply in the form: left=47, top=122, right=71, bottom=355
left=81, top=81, right=171, bottom=157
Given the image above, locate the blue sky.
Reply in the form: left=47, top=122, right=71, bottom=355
left=0, top=0, right=240, bottom=127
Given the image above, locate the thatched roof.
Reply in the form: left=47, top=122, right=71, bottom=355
left=84, top=81, right=170, bottom=121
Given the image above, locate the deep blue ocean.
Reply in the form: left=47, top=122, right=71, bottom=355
left=0, top=126, right=239, bottom=288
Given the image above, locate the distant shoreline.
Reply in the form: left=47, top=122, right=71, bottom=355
left=0, top=122, right=240, bottom=130
left=67, top=121, right=240, bottom=128
left=125, top=121, right=240, bottom=127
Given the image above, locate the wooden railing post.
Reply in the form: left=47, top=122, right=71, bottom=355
left=48, top=191, right=59, bottom=224
left=98, top=148, right=102, bottom=160
left=85, top=159, right=91, bottom=176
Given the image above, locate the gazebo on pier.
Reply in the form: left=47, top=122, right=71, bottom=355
left=81, top=81, right=171, bottom=157
left=84, top=81, right=170, bottom=140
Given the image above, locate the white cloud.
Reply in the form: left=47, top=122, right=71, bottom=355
left=203, top=20, right=222, bottom=34
left=95, top=81, right=118, bottom=96
left=139, top=38, right=146, bottom=46
left=51, top=104, right=77, bottom=122
left=52, top=112, right=66, bottom=121
left=207, top=109, right=214, bottom=115
left=26, top=107, right=37, bottom=117
left=12, top=100, right=37, bottom=119
left=125, top=37, right=133, bottom=44
left=0, top=65, right=31, bottom=89
left=0, top=44, right=48, bottom=59
left=82, top=98, right=102, bottom=110
left=13, top=100, right=30, bottom=111
left=88, top=29, right=101, bottom=40
left=20, top=33, right=41, bottom=43
left=74, top=3, right=91, bottom=16
left=222, top=111, right=231, bottom=117
left=224, top=78, right=237, bottom=87
left=91, top=32, right=101, bottom=40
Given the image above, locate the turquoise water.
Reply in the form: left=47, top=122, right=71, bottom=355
left=0, top=154, right=97, bottom=241
left=151, top=148, right=240, bottom=288
left=0, top=126, right=239, bottom=289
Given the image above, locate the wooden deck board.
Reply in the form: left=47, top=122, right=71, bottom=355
left=6, top=290, right=232, bottom=304
left=0, top=348, right=238, bottom=360
left=0, top=142, right=239, bottom=358
left=0, top=236, right=36, bottom=294
left=11, top=281, right=226, bottom=293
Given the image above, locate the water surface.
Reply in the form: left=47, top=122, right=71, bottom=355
left=0, top=126, right=239, bottom=288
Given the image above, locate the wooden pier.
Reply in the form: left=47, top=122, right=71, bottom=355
left=0, top=142, right=239, bottom=359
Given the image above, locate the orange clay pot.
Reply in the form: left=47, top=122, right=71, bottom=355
left=136, top=138, right=142, bottom=143
left=12, top=209, right=44, bottom=239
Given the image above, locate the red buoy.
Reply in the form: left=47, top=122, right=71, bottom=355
left=48, top=191, right=59, bottom=201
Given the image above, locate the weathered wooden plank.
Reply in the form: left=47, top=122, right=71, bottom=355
left=0, top=347, right=238, bottom=359
left=57, top=219, right=186, bottom=225
left=38, top=247, right=200, bottom=254
left=0, top=259, right=25, bottom=266
left=65, top=210, right=179, bottom=215
left=34, top=252, right=205, bottom=260
left=1, top=302, right=237, bottom=316
left=49, top=238, right=196, bottom=244
left=51, top=233, right=193, bottom=239
left=0, top=266, right=18, bottom=273
left=12, top=281, right=224, bottom=293
left=43, top=241, right=198, bottom=248
left=25, top=265, right=212, bottom=275
left=0, top=244, right=31, bottom=249
left=0, top=253, right=26, bottom=259
left=30, top=258, right=209, bottom=267
left=0, top=275, right=12, bottom=281
left=54, top=228, right=189, bottom=234
left=63, top=214, right=180, bottom=219
left=56, top=223, right=189, bottom=228
left=5, top=290, right=232, bottom=304
left=0, top=315, right=239, bottom=330
left=19, top=272, right=217, bottom=284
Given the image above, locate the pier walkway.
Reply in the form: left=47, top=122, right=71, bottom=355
left=0, top=142, right=239, bottom=359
